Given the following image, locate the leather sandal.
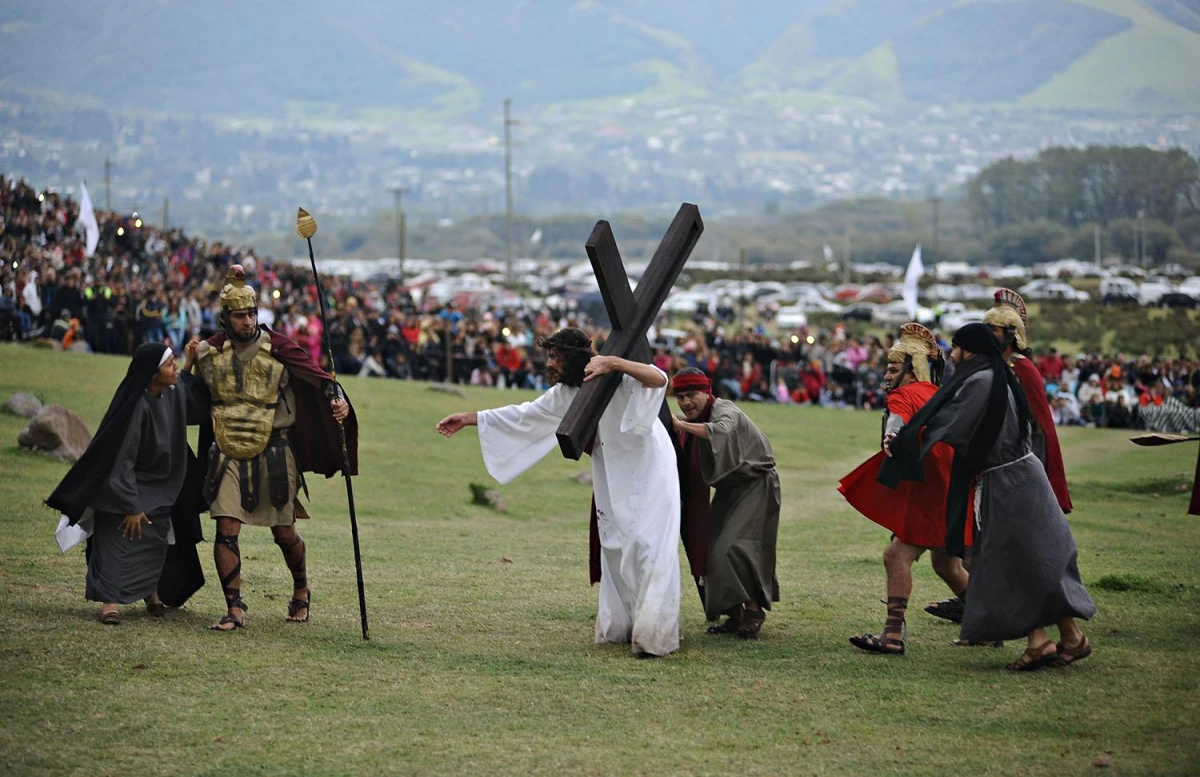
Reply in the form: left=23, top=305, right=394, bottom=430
left=99, top=610, right=122, bottom=626
left=924, top=596, right=964, bottom=623
left=737, top=609, right=766, bottom=639
left=705, top=616, right=740, bottom=635
left=1005, top=641, right=1057, bottom=671
left=1052, top=636, right=1092, bottom=667
left=286, top=592, right=311, bottom=623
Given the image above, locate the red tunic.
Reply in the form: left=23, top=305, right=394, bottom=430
left=838, top=382, right=973, bottom=548
left=1011, top=356, right=1072, bottom=513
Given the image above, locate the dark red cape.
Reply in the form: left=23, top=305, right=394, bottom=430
left=839, top=382, right=973, bottom=548
left=202, top=327, right=358, bottom=478
left=1012, top=356, right=1071, bottom=513
left=676, top=397, right=716, bottom=578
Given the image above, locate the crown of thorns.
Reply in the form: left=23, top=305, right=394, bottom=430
left=536, top=332, right=594, bottom=352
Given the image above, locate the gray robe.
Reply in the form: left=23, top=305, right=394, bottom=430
left=698, top=399, right=781, bottom=620
left=920, top=370, right=1095, bottom=642
left=86, top=386, right=190, bottom=604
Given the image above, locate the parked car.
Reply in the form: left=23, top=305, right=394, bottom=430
left=774, top=305, right=809, bottom=329
left=939, top=309, right=988, bottom=331
left=1178, top=276, right=1200, bottom=296
left=1158, top=292, right=1200, bottom=309
left=1025, top=283, right=1089, bottom=302
left=841, top=303, right=877, bottom=322
left=875, top=299, right=937, bottom=326
left=1100, top=277, right=1139, bottom=298
left=1138, top=279, right=1173, bottom=306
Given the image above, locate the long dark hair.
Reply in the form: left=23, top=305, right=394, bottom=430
left=538, top=328, right=593, bottom=387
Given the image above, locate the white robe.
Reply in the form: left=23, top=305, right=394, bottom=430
left=477, top=370, right=682, bottom=656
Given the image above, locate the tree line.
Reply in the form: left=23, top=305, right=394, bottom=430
left=238, top=145, right=1200, bottom=271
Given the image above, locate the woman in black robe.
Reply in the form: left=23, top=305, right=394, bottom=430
left=47, top=342, right=209, bottom=624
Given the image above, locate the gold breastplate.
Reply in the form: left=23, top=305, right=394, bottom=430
left=199, top=337, right=286, bottom=460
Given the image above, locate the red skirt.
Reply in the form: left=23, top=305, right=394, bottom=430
left=838, top=449, right=974, bottom=549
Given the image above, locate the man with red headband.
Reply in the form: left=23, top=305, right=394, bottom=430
left=672, top=367, right=780, bottom=638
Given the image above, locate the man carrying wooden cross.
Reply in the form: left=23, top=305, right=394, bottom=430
left=436, top=328, right=682, bottom=657
left=437, top=204, right=703, bottom=657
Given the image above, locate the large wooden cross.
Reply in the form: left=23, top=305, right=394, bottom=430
left=556, top=203, right=704, bottom=460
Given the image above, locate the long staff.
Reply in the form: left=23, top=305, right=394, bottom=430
left=297, top=207, right=369, bottom=640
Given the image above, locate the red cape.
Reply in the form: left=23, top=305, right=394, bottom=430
left=1012, top=356, right=1071, bottom=513
left=203, top=327, right=358, bottom=478
left=676, top=397, right=716, bottom=578
left=838, top=382, right=973, bottom=548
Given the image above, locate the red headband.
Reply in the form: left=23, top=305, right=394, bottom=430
left=672, top=372, right=712, bottom=395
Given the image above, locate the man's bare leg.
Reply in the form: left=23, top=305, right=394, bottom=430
left=929, top=550, right=969, bottom=598
left=210, top=517, right=246, bottom=631
left=850, top=539, right=922, bottom=653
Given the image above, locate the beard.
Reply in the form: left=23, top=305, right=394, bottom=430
left=544, top=365, right=561, bottom=386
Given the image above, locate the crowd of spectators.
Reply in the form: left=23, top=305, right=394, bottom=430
left=2, top=174, right=1197, bottom=433
left=1033, top=348, right=1200, bottom=431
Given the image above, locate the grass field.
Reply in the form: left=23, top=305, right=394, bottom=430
left=1, top=344, right=1197, bottom=776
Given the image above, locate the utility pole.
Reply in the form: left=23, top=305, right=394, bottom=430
left=927, top=195, right=942, bottom=267
left=738, top=247, right=747, bottom=331
left=104, top=157, right=112, bottom=211
left=1093, top=224, right=1101, bottom=267
left=503, top=98, right=516, bottom=286
left=1136, top=208, right=1146, bottom=266
left=841, top=211, right=852, bottom=285
left=162, top=197, right=169, bottom=230
left=387, top=186, right=407, bottom=286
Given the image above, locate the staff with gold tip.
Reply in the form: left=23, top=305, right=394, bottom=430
left=297, top=207, right=370, bottom=640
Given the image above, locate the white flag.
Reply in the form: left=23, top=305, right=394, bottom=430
left=78, top=182, right=100, bottom=257
left=903, top=244, right=923, bottom=319
left=530, top=228, right=543, bottom=245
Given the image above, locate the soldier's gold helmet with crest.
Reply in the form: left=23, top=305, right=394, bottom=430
left=887, top=322, right=942, bottom=384
left=982, top=288, right=1028, bottom=351
left=219, top=264, right=257, bottom=313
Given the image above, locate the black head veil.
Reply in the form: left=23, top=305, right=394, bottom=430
left=46, top=343, right=170, bottom=523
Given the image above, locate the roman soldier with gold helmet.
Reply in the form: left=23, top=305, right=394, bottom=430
left=183, top=265, right=357, bottom=631
left=839, top=323, right=974, bottom=655
left=983, top=288, right=1072, bottom=514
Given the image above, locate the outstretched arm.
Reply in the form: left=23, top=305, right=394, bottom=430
left=671, top=414, right=710, bottom=439
left=583, top=355, right=667, bottom=388
left=437, top=411, right=479, bottom=437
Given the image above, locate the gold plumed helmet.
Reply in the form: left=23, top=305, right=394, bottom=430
left=887, top=322, right=942, bottom=384
left=981, top=288, right=1027, bottom=351
left=219, top=264, right=257, bottom=313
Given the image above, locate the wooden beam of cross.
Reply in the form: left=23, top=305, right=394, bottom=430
left=556, top=203, right=704, bottom=460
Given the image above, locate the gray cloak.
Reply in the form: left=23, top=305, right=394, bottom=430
left=918, top=370, right=1095, bottom=642
left=697, top=399, right=781, bottom=620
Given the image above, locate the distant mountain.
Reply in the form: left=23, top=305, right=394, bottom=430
left=2, top=0, right=1198, bottom=120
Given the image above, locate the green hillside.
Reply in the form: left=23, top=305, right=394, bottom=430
left=1, top=0, right=1198, bottom=121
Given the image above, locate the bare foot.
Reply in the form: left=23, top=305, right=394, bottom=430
left=286, top=587, right=310, bottom=623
